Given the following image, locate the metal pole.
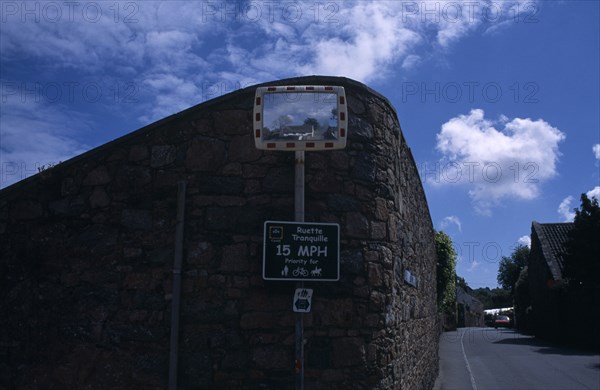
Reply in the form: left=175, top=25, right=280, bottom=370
left=295, top=151, right=305, bottom=223
left=294, top=151, right=305, bottom=390
left=169, top=181, right=186, bottom=390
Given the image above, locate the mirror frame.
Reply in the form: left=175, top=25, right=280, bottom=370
left=253, top=85, right=347, bottom=151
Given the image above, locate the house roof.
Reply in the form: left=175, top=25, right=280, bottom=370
left=456, top=286, right=483, bottom=309
left=531, top=222, right=574, bottom=281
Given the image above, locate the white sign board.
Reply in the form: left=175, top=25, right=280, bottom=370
left=263, top=221, right=340, bottom=281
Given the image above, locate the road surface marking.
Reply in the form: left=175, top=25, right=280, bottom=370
left=460, top=329, right=478, bottom=390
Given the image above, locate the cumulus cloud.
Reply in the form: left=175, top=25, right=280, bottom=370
left=587, top=186, right=600, bottom=201
left=440, top=215, right=462, bottom=232
left=0, top=0, right=542, bottom=188
left=296, top=2, right=422, bottom=81
left=593, top=144, right=600, bottom=160
left=0, top=99, right=90, bottom=189
left=0, top=0, right=540, bottom=111
left=517, top=235, right=531, bottom=248
left=219, top=0, right=539, bottom=84
left=558, top=187, right=600, bottom=222
left=434, top=109, right=565, bottom=214
left=467, top=259, right=481, bottom=272
left=558, top=196, right=576, bottom=222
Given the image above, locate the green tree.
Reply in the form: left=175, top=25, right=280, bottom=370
left=564, top=193, right=600, bottom=286
left=273, top=114, right=292, bottom=130
left=303, top=117, right=319, bottom=130
left=497, top=244, right=529, bottom=293
left=435, top=231, right=457, bottom=312
left=471, top=287, right=513, bottom=309
left=514, top=266, right=531, bottom=331
left=456, top=276, right=469, bottom=291
left=330, top=108, right=338, bottom=121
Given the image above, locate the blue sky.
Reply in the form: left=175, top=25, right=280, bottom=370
left=1, top=1, right=599, bottom=288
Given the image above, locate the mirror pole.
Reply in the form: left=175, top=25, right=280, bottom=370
left=294, top=151, right=305, bottom=223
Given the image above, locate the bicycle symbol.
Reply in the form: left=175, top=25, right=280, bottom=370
left=292, top=267, right=308, bottom=277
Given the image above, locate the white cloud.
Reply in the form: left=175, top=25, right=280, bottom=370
left=558, top=187, right=600, bottom=222
left=401, top=54, right=421, bottom=70
left=0, top=0, right=538, bottom=114
left=587, top=186, right=600, bottom=201
left=440, top=215, right=462, bottom=232
left=558, top=196, right=576, bottom=222
left=0, top=0, right=543, bottom=189
left=467, top=259, right=481, bottom=272
left=219, top=0, right=538, bottom=84
left=0, top=99, right=90, bottom=189
left=435, top=109, right=565, bottom=214
left=517, top=235, right=531, bottom=248
left=296, top=2, right=422, bottom=81
left=593, top=144, right=600, bottom=160
left=139, top=73, right=203, bottom=123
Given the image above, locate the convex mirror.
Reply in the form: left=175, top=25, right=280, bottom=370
left=253, top=85, right=347, bottom=151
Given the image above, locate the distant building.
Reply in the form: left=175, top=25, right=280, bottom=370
left=527, top=221, right=599, bottom=348
left=528, top=222, right=572, bottom=340
left=456, top=286, right=484, bottom=327
left=282, top=124, right=314, bottom=135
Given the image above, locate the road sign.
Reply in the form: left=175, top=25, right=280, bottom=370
left=263, top=221, right=339, bottom=281
left=293, top=288, right=313, bottom=313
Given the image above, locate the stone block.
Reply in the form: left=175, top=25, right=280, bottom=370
left=198, top=176, right=245, bottom=195
left=12, top=200, right=44, bottom=220
left=332, top=337, right=365, bottom=367
left=186, top=138, right=227, bottom=171
left=114, top=165, right=152, bottom=191
left=61, top=177, right=79, bottom=196
left=89, top=187, right=110, bottom=208
left=83, top=166, right=111, bottom=186
left=214, top=110, right=251, bottom=135
left=151, top=145, right=176, bottom=167
left=367, top=263, right=383, bottom=287
left=221, top=243, right=248, bottom=272
left=252, top=346, right=290, bottom=369
left=345, top=211, right=369, bottom=238
left=121, top=209, right=152, bottom=230
left=352, top=152, right=377, bottom=182
left=370, top=221, right=387, bottom=240
left=229, top=135, right=262, bottom=162
left=308, top=171, right=343, bottom=193
left=262, top=167, right=293, bottom=193
left=129, top=144, right=148, bottom=161
left=341, top=250, right=364, bottom=275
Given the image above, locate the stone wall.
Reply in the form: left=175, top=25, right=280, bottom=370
left=0, top=76, right=438, bottom=389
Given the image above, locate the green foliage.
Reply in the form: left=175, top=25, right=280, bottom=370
left=497, top=244, right=529, bottom=292
left=303, top=117, right=319, bottom=129
left=471, top=287, right=513, bottom=309
left=435, top=230, right=457, bottom=312
left=456, top=276, right=469, bottom=291
left=513, top=266, right=531, bottom=331
left=564, top=193, right=600, bottom=286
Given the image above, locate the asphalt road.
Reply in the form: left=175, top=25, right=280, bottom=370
left=434, top=327, right=600, bottom=390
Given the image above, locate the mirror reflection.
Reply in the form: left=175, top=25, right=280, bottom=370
left=262, top=92, right=339, bottom=141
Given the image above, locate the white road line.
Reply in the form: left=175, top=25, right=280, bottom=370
left=460, top=329, right=478, bottom=390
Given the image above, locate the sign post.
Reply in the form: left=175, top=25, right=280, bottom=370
left=294, top=151, right=305, bottom=390
left=253, top=85, right=347, bottom=390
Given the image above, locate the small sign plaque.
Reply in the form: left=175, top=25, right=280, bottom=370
left=293, top=288, right=313, bottom=313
